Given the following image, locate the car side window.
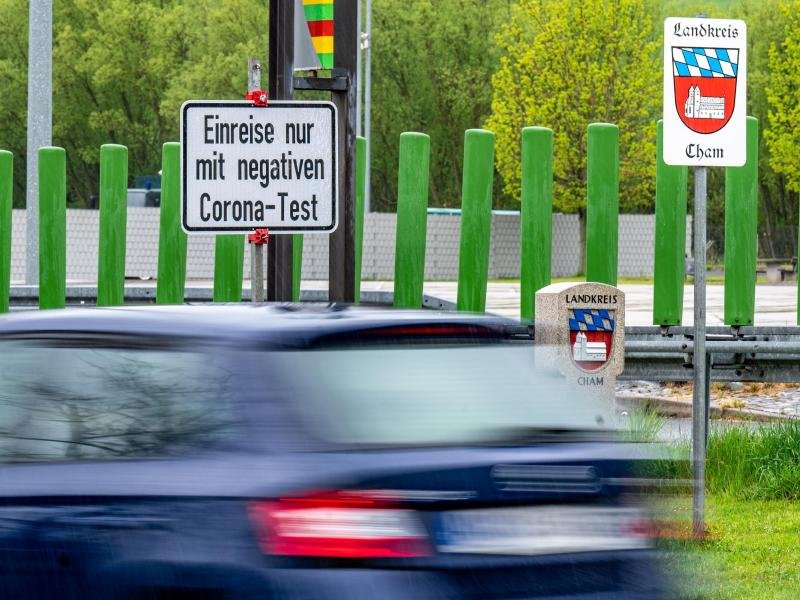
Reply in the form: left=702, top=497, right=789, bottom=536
left=0, top=338, right=237, bottom=463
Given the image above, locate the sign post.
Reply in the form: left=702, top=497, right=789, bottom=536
left=180, top=100, right=338, bottom=234
left=663, top=16, right=746, bottom=536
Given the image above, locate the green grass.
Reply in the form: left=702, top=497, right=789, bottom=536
left=664, top=495, right=800, bottom=599
left=622, top=406, right=666, bottom=442
left=653, top=421, right=800, bottom=500
left=639, top=419, right=800, bottom=597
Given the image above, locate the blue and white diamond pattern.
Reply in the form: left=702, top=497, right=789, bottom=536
left=568, top=309, right=615, bottom=332
left=672, top=47, right=738, bottom=78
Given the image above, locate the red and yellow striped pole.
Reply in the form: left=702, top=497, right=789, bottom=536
left=302, top=0, right=334, bottom=68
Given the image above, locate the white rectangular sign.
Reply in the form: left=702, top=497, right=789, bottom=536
left=181, top=100, right=337, bottom=233
left=663, top=17, right=747, bottom=167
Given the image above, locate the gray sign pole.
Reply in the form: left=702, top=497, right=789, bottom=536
left=248, top=58, right=265, bottom=303
left=691, top=165, right=708, bottom=537
left=25, top=0, right=53, bottom=285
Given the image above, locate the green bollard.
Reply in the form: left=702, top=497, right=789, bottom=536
left=97, top=144, right=128, bottom=307
left=354, top=136, right=367, bottom=303
left=156, top=142, right=187, bottom=304
left=38, top=147, right=67, bottom=310
left=520, top=127, right=553, bottom=322
left=653, top=120, right=689, bottom=325
left=394, top=132, right=430, bottom=308
left=457, top=129, right=495, bottom=313
left=213, top=235, right=245, bottom=302
left=585, top=123, right=620, bottom=286
left=0, top=151, right=11, bottom=314
left=725, top=116, right=758, bottom=326
left=292, top=234, right=303, bottom=302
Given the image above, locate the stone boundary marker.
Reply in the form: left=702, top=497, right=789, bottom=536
left=535, top=282, right=625, bottom=413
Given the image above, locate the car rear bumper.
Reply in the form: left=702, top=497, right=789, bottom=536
left=262, top=550, right=669, bottom=600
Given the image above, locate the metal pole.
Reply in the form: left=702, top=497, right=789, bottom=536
left=248, top=58, right=265, bottom=303
left=356, top=0, right=362, bottom=137
left=692, top=165, right=708, bottom=538
left=328, top=0, right=358, bottom=303
left=363, top=0, right=372, bottom=213
left=267, top=0, right=294, bottom=301
left=25, top=0, right=53, bottom=285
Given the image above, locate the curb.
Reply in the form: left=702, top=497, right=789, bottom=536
left=616, top=393, right=793, bottom=422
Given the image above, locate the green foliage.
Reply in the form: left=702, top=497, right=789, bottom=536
left=0, top=0, right=29, bottom=206
left=622, top=406, right=666, bottom=442
left=765, top=1, right=800, bottom=194
left=652, top=420, right=800, bottom=500
left=486, top=0, right=660, bottom=214
left=0, top=0, right=266, bottom=207
left=370, top=0, right=512, bottom=211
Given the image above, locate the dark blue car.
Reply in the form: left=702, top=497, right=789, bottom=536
left=0, top=305, right=666, bottom=599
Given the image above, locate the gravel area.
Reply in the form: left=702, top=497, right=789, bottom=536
left=617, top=380, right=800, bottom=419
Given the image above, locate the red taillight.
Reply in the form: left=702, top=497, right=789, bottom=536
left=248, top=490, right=431, bottom=559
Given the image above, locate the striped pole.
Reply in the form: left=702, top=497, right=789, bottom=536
left=302, top=0, right=334, bottom=68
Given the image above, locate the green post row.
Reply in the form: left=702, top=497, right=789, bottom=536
left=724, top=116, right=759, bottom=326
left=156, top=142, right=187, bottom=304
left=520, top=127, right=553, bottom=322
left=213, top=235, right=245, bottom=302
left=0, top=151, right=11, bottom=314
left=38, top=147, right=67, bottom=310
left=394, top=132, right=430, bottom=308
left=292, top=234, right=303, bottom=302
left=457, top=129, right=495, bottom=313
left=354, top=136, right=367, bottom=303
left=653, top=120, right=688, bottom=325
left=585, top=123, right=619, bottom=286
left=97, top=144, right=128, bottom=307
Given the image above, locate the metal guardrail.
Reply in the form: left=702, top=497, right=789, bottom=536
left=623, top=326, right=800, bottom=383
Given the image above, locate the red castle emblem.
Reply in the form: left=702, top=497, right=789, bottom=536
left=672, top=47, right=738, bottom=134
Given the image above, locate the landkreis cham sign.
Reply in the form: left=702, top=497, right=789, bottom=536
left=663, top=17, right=747, bottom=167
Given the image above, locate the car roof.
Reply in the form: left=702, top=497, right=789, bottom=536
left=0, top=304, right=525, bottom=345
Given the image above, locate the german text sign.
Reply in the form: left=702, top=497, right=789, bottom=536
left=181, top=100, right=337, bottom=233
left=663, top=17, right=747, bottom=167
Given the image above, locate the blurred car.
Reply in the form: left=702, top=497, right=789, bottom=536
left=0, top=305, right=667, bottom=599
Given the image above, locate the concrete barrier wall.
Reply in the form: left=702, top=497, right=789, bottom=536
left=9, top=208, right=686, bottom=282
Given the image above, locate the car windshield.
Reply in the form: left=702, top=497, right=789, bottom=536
left=273, top=343, right=613, bottom=447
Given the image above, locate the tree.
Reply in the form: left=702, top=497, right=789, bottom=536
left=741, top=0, right=795, bottom=258
left=370, top=0, right=513, bottom=211
left=486, top=0, right=661, bottom=216
left=764, top=0, right=800, bottom=255
left=0, top=0, right=266, bottom=207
